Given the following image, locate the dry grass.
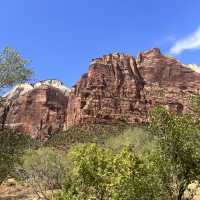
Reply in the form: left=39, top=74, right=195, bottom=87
left=0, top=178, right=59, bottom=200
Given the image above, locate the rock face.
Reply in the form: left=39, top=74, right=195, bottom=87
left=1, top=48, right=200, bottom=139
left=66, top=52, right=147, bottom=127
left=66, top=48, right=200, bottom=128
left=0, top=80, right=69, bottom=140
left=137, top=48, right=200, bottom=114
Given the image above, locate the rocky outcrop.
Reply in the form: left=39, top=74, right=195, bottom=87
left=1, top=48, right=200, bottom=139
left=66, top=52, right=147, bottom=127
left=66, top=48, right=200, bottom=128
left=137, top=48, right=200, bottom=114
left=0, top=80, right=69, bottom=140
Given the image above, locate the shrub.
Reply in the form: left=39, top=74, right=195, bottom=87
left=149, top=106, right=200, bottom=200
left=103, top=127, right=156, bottom=155
left=18, top=147, right=68, bottom=199
left=0, top=129, right=39, bottom=184
left=56, top=144, right=167, bottom=200
left=46, top=124, right=128, bottom=151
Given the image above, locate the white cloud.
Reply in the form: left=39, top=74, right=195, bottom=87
left=170, top=27, right=200, bottom=54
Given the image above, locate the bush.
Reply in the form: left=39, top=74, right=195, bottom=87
left=18, top=147, right=68, bottom=199
left=46, top=124, right=128, bottom=151
left=56, top=144, right=167, bottom=200
left=149, top=106, right=200, bottom=200
left=103, top=127, right=156, bottom=155
left=0, top=129, right=39, bottom=184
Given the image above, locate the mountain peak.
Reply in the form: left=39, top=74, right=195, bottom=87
left=143, top=48, right=161, bottom=56
left=1, top=49, right=200, bottom=139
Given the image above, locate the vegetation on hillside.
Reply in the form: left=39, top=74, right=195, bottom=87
left=16, top=147, right=68, bottom=199
left=46, top=123, right=129, bottom=151
left=0, top=130, right=40, bottom=185
left=0, top=46, right=34, bottom=185
left=56, top=144, right=166, bottom=200
left=1, top=101, right=200, bottom=200
left=149, top=106, right=200, bottom=200
left=1, top=46, right=200, bottom=199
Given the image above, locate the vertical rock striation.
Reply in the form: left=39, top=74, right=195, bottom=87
left=0, top=80, right=69, bottom=140
left=1, top=48, right=200, bottom=139
left=66, top=48, right=200, bottom=128
left=66, top=52, right=147, bottom=127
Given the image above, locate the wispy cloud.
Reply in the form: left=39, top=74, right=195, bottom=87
left=170, top=27, right=200, bottom=55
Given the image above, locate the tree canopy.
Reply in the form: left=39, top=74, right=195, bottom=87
left=0, top=47, right=32, bottom=91
left=149, top=106, right=200, bottom=200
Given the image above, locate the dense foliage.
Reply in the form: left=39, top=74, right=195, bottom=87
left=0, top=46, right=34, bottom=185
left=0, top=130, right=39, bottom=184
left=53, top=103, right=200, bottom=200
left=149, top=106, right=200, bottom=200
left=0, top=47, right=32, bottom=91
left=0, top=46, right=200, bottom=199
left=56, top=144, right=166, bottom=200
left=0, top=86, right=200, bottom=200
left=46, top=124, right=128, bottom=151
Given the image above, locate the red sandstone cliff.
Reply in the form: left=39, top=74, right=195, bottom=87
left=1, top=48, right=200, bottom=139
left=66, top=48, right=200, bottom=128
left=0, top=80, right=69, bottom=140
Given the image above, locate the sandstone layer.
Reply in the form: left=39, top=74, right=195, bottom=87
left=66, top=48, right=200, bottom=127
left=1, top=48, right=200, bottom=139
left=0, top=80, right=69, bottom=140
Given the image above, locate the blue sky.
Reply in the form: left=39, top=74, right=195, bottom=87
left=0, top=0, right=200, bottom=86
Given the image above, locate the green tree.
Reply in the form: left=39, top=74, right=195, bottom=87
left=0, top=47, right=32, bottom=90
left=189, top=95, right=200, bottom=119
left=0, top=130, right=39, bottom=184
left=57, top=144, right=166, bottom=200
left=149, top=106, right=200, bottom=200
left=0, top=47, right=33, bottom=184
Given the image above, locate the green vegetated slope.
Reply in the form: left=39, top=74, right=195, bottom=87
left=2, top=95, right=200, bottom=200
left=46, top=123, right=131, bottom=150
left=2, top=46, right=200, bottom=199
